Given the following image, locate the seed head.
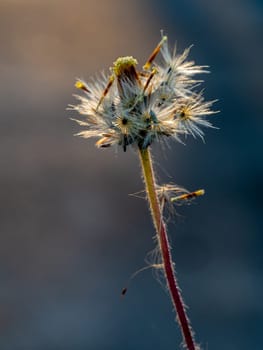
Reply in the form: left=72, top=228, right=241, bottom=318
left=69, top=34, right=216, bottom=151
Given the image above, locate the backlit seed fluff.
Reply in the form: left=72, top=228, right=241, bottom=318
left=69, top=34, right=217, bottom=151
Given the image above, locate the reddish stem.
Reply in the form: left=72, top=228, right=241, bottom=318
left=138, top=147, right=198, bottom=350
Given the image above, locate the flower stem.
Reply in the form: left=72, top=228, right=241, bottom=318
left=138, top=147, right=198, bottom=350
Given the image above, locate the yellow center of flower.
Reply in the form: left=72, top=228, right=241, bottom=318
left=112, top=56, right=138, bottom=76
left=178, top=106, right=192, bottom=120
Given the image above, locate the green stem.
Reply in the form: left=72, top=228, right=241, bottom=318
left=138, top=147, right=198, bottom=350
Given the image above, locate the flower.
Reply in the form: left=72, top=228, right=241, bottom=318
left=69, top=34, right=216, bottom=151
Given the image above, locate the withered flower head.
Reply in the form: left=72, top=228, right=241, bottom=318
left=70, top=34, right=216, bottom=151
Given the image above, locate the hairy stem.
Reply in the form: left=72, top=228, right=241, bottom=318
left=138, top=147, right=198, bottom=350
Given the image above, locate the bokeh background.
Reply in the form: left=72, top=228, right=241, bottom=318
left=0, top=0, right=262, bottom=349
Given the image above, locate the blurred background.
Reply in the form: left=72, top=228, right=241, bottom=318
left=0, top=0, right=262, bottom=349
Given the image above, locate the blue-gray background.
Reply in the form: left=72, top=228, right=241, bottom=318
left=0, top=0, right=262, bottom=349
